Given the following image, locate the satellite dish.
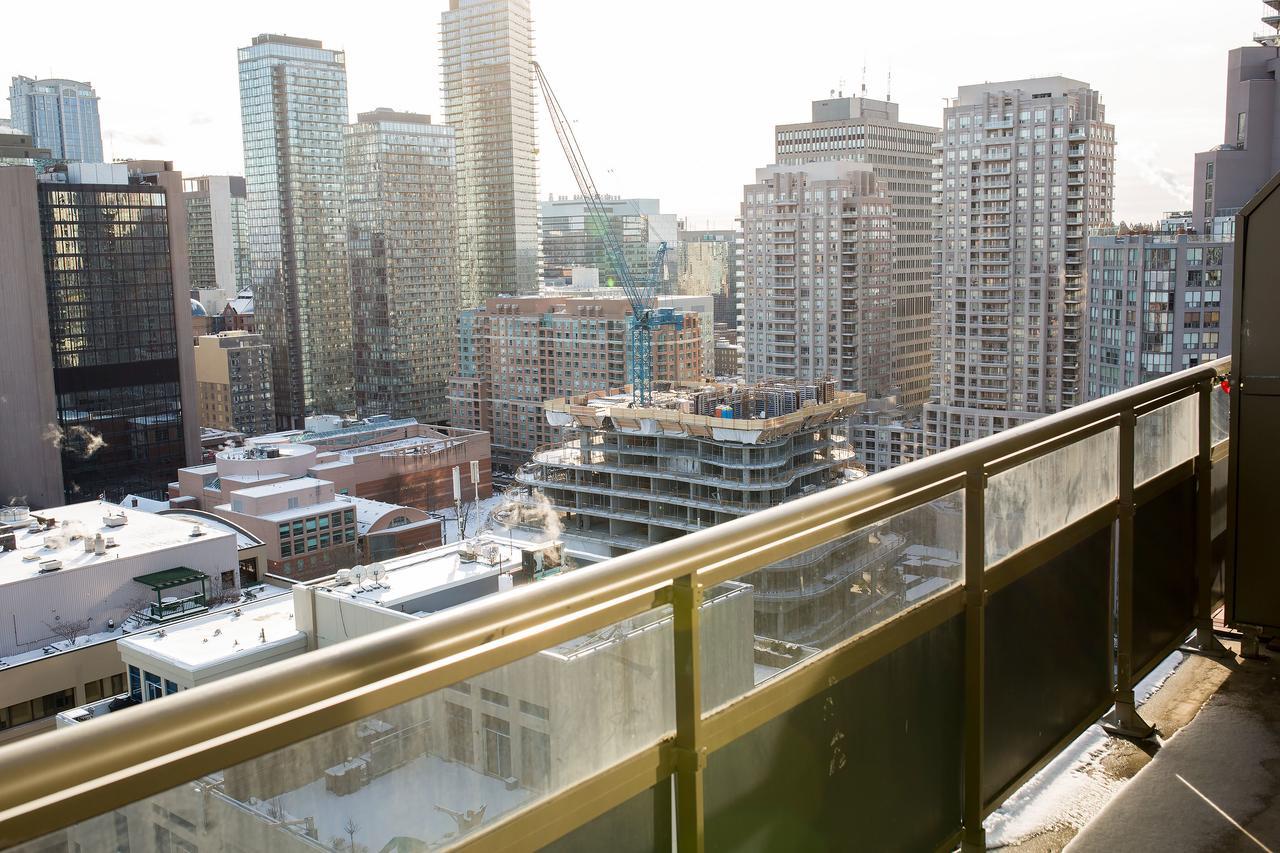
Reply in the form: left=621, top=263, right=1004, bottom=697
left=370, top=563, right=388, bottom=584
left=349, top=565, right=366, bottom=586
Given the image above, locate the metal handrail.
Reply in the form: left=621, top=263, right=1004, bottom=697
left=0, top=357, right=1230, bottom=848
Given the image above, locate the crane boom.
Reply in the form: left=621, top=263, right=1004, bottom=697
left=534, top=61, right=678, bottom=405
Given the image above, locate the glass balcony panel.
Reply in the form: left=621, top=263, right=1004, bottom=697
left=986, top=427, right=1118, bottom=565
left=1210, top=384, right=1230, bottom=446
left=706, top=492, right=964, bottom=713
left=14, top=606, right=676, bottom=853
left=1135, top=395, right=1197, bottom=485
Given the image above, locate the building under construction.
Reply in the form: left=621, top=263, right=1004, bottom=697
left=514, top=380, right=938, bottom=647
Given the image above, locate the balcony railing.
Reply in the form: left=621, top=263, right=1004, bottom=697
left=0, top=358, right=1234, bottom=852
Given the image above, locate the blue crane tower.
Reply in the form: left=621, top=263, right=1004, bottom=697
left=534, top=62, right=681, bottom=407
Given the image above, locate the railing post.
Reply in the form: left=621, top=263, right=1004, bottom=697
left=672, top=573, right=705, bottom=852
left=1102, top=409, right=1155, bottom=738
left=1183, top=379, right=1230, bottom=657
left=961, top=467, right=986, bottom=852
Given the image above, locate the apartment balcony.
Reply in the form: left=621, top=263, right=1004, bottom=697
left=0, top=359, right=1272, bottom=853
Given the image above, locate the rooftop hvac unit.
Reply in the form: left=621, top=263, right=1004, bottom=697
left=38, top=559, right=62, bottom=573
left=103, top=513, right=127, bottom=528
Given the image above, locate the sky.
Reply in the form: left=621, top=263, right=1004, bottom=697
left=1, top=0, right=1264, bottom=228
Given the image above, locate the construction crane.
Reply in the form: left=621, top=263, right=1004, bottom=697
left=534, top=61, right=680, bottom=407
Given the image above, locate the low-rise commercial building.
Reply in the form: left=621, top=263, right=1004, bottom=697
left=850, top=396, right=926, bottom=473
left=0, top=502, right=274, bottom=744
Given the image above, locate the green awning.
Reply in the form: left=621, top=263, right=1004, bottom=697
left=132, top=567, right=209, bottom=591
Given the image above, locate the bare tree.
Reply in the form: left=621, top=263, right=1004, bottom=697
left=343, top=817, right=363, bottom=853
left=453, top=496, right=478, bottom=541
left=44, top=613, right=91, bottom=646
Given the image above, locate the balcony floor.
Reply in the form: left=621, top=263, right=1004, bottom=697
left=1068, top=639, right=1280, bottom=852
left=990, top=629, right=1280, bottom=851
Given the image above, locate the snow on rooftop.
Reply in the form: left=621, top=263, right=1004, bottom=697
left=0, top=503, right=234, bottom=588
left=317, top=537, right=520, bottom=609
left=118, top=593, right=300, bottom=670
left=271, top=753, right=532, bottom=852
left=231, top=477, right=328, bottom=499
left=333, top=494, right=422, bottom=534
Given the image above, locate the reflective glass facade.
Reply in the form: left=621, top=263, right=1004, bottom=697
left=441, top=0, right=539, bottom=305
left=344, top=111, right=459, bottom=423
left=8, top=77, right=103, bottom=163
left=238, top=36, right=353, bottom=428
left=37, top=184, right=189, bottom=502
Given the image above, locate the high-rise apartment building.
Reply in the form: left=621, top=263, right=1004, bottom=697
left=441, top=0, right=539, bottom=305
left=238, top=35, right=353, bottom=429
left=182, top=176, right=251, bottom=311
left=540, top=196, right=677, bottom=289
left=8, top=76, right=103, bottom=162
left=0, top=162, right=199, bottom=506
left=776, top=96, right=940, bottom=407
left=742, top=161, right=895, bottom=399
left=1192, top=20, right=1280, bottom=233
left=925, top=77, right=1115, bottom=452
left=344, top=109, right=458, bottom=424
left=1084, top=221, right=1233, bottom=401
left=194, top=331, right=275, bottom=436
left=676, top=227, right=743, bottom=330
left=449, top=295, right=706, bottom=468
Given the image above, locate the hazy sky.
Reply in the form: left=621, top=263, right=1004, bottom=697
left=1, top=0, right=1263, bottom=228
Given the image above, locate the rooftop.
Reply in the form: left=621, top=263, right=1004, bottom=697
left=0, top=504, right=234, bottom=588
left=314, top=536, right=521, bottom=610
left=229, top=477, right=327, bottom=500
left=116, top=594, right=300, bottom=671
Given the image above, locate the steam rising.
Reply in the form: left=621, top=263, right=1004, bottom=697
left=43, top=424, right=108, bottom=459
left=487, top=488, right=563, bottom=542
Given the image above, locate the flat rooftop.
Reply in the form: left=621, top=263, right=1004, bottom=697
left=0, top=503, right=234, bottom=588
left=230, top=477, right=328, bottom=500
left=314, top=536, right=522, bottom=610
left=117, top=593, right=300, bottom=670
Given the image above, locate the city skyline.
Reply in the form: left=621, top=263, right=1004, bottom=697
left=0, top=0, right=1260, bottom=229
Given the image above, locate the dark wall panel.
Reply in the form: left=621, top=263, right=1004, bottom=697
left=983, top=527, right=1111, bottom=806
left=703, top=616, right=964, bottom=853
left=1133, top=477, right=1197, bottom=674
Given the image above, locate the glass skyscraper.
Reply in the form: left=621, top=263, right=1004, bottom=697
left=237, top=34, right=353, bottom=428
left=441, top=0, right=539, bottom=306
left=8, top=76, right=104, bottom=162
left=344, top=109, right=459, bottom=424
left=37, top=167, right=192, bottom=502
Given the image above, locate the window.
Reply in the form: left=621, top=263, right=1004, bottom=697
left=519, top=699, right=550, bottom=721
left=446, top=701, right=473, bottom=763
left=483, top=714, right=512, bottom=778
left=1237, top=111, right=1248, bottom=147
left=481, top=688, right=509, bottom=707
left=129, top=665, right=142, bottom=701
left=522, top=727, right=551, bottom=791
left=305, top=518, right=317, bottom=532
left=144, top=671, right=163, bottom=701
left=165, top=680, right=178, bottom=696
left=287, top=497, right=299, bottom=509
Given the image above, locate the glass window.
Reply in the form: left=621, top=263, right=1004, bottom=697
left=143, top=671, right=163, bottom=702
left=481, top=688, right=509, bottom=707
left=446, top=701, right=473, bottom=763
left=129, top=665, right=142, bottom=701
left=165, top=680, right=178, bottom=696
left=483, top=714, right=512, bottom=778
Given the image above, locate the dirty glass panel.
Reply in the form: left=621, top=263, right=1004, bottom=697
left=11, top=606, right=676, bottom=852
left=986, top=428, right=1118, bottom=565
left=706, top=491, right=964, bottom=714
left=1135, top=394, right=1197, bottom=485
